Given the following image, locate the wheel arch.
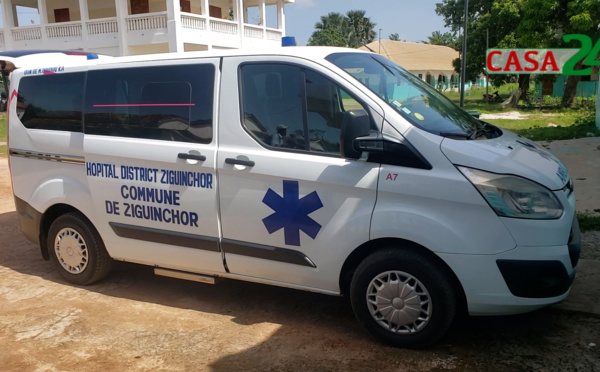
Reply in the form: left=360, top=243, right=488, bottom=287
left=339, top=237, right=467, bottom=314
left=39, top=204, right=93, bottom=260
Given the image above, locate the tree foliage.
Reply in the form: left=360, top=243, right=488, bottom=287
left=423, top=31, right=458, bottom=49
left=436, top=0, right=600, bottom=107
left=308, top=10, right=377, bottom=48
left=389, top=33, right=400, bottom=41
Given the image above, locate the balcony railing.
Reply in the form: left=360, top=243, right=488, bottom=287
left=12, top=26, right=42, bottom=42
left=244, top=24, right=263, bottom=39
left=87, top=18, right=118, bottom=35
left=209, top=18, right=238, bottom=35
left=181, top=12, right=207, bottom=31
left=3, top=12, right=283, bottom=50
left=266, top=28, right=282, bottom=41
left=126, top=12, right=167, bottom=32
left=47, top=21, right=82, bottom=38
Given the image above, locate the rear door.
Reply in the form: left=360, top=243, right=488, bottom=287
left=83, top=59, right=225, bottom=275
left=217, top=56, right=383, bottom=293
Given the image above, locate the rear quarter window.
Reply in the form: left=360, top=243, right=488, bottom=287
left=16, top=72, right=85, bottom=132
left=84, top=64, right=214, bottom=143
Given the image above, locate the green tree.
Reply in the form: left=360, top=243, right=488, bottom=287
left=520, top=0, right=600, bottom=107
left=436, top=0, right=526, bottom=102
left=314, top=12, right=346, bottom=32
left=389, top=33, right=400, bottom=41
left=424, top=31, right=457, bottom=48
left=437, top=0, right=600, bottom=107
left=308, top=10, right=377, bottom=48
left=308, top=28, right=347, bottom=47
left=345, top=10, right=377, bottom=48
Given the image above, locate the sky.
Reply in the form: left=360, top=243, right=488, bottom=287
left=284, top=0, right=451, bottom=46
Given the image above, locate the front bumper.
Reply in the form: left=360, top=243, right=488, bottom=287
left=496, top=216, right=581, bottom=299
left=438, top=215, right=581, bottom=316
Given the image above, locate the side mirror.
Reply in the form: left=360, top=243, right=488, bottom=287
left=340, top=109, right=371, bottom=159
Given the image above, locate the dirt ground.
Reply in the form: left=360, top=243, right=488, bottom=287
left=1, top=158, right=599, bottom=371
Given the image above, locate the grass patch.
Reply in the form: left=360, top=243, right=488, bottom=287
left=506, top=111, right=600, bottom=141
left=510, top=121, right=600, bottom=141
left=443, top=84, right=599, bottom=141
left=577, top=212, right=600, bottom=232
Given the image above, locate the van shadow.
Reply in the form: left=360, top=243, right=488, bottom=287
left=0, top=210, right=582, bottom=370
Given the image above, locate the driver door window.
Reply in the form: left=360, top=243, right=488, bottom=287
left=240, top=63, right=367, bottom=156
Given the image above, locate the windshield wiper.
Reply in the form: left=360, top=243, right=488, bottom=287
left=439, top=131, right=470, bottom=139
left=468, top=122, right=493, bottom=140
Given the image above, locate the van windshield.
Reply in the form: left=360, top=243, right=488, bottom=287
left=326, top=52, right=484, bottom=137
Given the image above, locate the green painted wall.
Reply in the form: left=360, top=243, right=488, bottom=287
left=535, top=76, right=598, bottom=98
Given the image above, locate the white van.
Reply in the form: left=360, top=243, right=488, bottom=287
left=4, top=48, right=580, bottom=348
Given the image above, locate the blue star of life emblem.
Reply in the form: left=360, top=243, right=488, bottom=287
left=262, top=180, right=323, bottom=246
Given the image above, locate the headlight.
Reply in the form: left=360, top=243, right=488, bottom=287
left=458, top=167, right=563, bottom=219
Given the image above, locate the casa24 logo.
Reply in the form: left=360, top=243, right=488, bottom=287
left=486, top=34, right=599, bottom=75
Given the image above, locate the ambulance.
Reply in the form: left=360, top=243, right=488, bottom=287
left=3, top=47, right=580, bottom=348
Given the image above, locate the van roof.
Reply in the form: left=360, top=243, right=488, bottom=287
left=1, top=46, right=372, bottom=74
left=92, top=46, right=371, bottom=66
left=0, top=50, right=111, bottom=73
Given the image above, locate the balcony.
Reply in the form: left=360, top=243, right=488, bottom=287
left=0, top=11, right=283, bottom=54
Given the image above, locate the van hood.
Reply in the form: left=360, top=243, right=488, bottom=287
left=440, top=130, right=569, bottom=190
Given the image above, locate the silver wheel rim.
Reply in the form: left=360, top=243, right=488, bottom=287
left=54, top=227, right=89, bottom=274
left=366, top=270, right=432, bottom=334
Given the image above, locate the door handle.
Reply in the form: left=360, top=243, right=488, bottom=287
left=225, top=158, right=255, bottom=167
left=178, top=153, right=206, bottom=161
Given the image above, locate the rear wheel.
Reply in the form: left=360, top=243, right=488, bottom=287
left=47, top=213, right=112, bottom=285
left=350, top=247, right=457, bottom=348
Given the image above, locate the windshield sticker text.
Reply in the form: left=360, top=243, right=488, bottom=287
left=23, top=66, right=65, bottom=75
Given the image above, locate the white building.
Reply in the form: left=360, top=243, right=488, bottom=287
left=0, top=0, right=293, bottom=56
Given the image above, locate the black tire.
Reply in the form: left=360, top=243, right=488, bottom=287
left=350, top=247, right=457, bottom=348
left=47, top=212, right=112, bottom=285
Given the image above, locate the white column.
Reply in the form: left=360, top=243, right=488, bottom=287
left=201, top=0, right=208, bottom=17
left=166, top=0, right=183, bottom=53
left=259, top=0, right=265, bottom=38
left=78, top=0, right=90, bottom=48
left=277, top=0, right=284, bottom=34
left=237, top=0, right=244, bottom=48
left=2, top=0, right=15, bottom=50
left=38, top=0, right=48, bottom=44
left=115, top=0, right=129, bottom=55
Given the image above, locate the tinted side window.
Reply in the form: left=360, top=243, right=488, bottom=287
left=17, top=72, right=85, bottom=132
left=240, top=64, right=366, bottom=155
left=241, top=64, right=305, bottom=149
left=85, top=64, right=214, bottom=143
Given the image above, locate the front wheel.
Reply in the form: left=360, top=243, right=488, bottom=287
left=350, top=247, right=457, bottom=348
left=47, top=212, right=113, bottom=285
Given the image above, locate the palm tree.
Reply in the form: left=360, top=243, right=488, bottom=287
left=314, top=12, right=346, bottom=32
left=308, top=10, right=377, bottom=48
left=424, top=31, right=456, bottom=48
left=345, top=10, right=376, bottom=48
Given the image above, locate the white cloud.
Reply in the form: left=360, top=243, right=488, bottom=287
left=291, top=0, right=317, bottom=9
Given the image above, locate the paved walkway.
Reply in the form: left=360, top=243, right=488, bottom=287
left=543, top=137, right=600, bottom=317
left=543, top=136, right=600, bottom=215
